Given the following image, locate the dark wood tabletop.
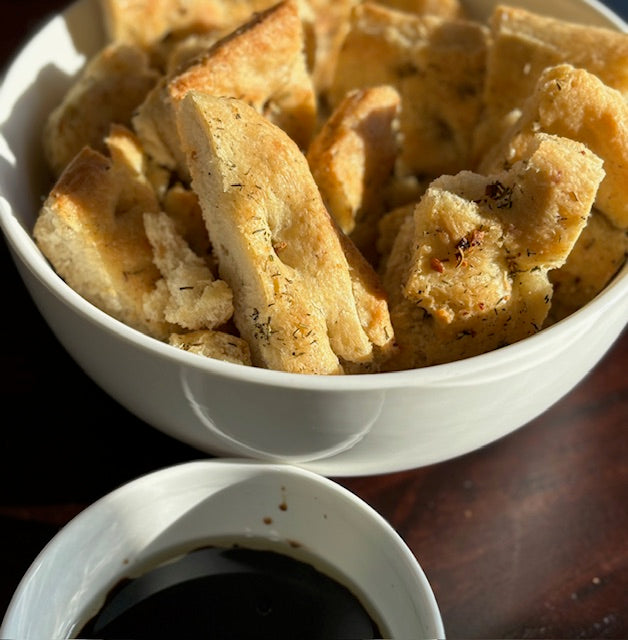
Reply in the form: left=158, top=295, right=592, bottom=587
left=1, top=1, right=627, bottom=638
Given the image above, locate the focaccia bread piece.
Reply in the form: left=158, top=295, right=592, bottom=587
left=386, top=267, right=553, bottom=370
left=306, top=85, right=401, bottom=262
left=547, top=210, right=628, bottom=324
left=34, top=125, right=171, bottom=339
left=133, top=0, right=316, bottom=179
left=42, top=42, right=159, bottom=177
left=143, top=211, right=233, bottom=330
left=328, top=2, right=488, bottom=178
left=167, top=1, right=316, bottom=148
left=305, top=0, right=357, bottom=100
left=169, top=330, right=252, bottom=366
left=474, top=4, right=628, bottom=160
left=479, top=64, right=628, bottom=230
left=100, top=0, right=282, bottom=49
left=382, top=133, right=605, bottom=369
left=308, top=0, right=463, bottom=102
left=177, top=92, right=395, bottom=374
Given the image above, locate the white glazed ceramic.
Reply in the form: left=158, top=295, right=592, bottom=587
left=0, top=460, right=444, bottom=639
left=0, top=0, right=626, bottom=475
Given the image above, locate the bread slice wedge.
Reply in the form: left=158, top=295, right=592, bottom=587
left=328, top=2, right=488, bottom=177
left=479, top=64, right=628, bottom=230
left=100, top=0, right=281, bottom=49
left=133, top=0, right=316, bottom=179
left=474, top=4, right=628, bottom=159
left=34, top=125, right=171, bottom=338
left=176, top=92, right=394, bottom=374
left=43, top=42, right=159, bottom=177
left=306, top=85, right=401, bottom=263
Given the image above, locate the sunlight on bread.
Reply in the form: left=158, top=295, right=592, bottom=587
left=33, top=0, right=627, bottom=373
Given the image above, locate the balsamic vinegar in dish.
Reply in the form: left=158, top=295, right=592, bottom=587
left=77, top=544, right=384, bottom=639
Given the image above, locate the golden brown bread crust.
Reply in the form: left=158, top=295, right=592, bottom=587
left=548, top=210, right=628, bottom=324
left=133, top=0, right=316, bottom=180
left=163, top=32, right=226, bottom=76
left=100, top=0, right=283, bottom=49
left=42, top=42, right=159, bottom=178
left=474, top=4, right=628, bottom=160
left=176, top=92, right=394, bottom=374
left=382, top=133, right=605, bottom=369
left=479, top=64, right=628, bottom=231
left=328, top=2, right=489, bottom=178
left=34, top=126, right=171, bottom=338
left=477, top=63, right=628, bottom=325
left=306, top=85, right=401, bottom=263
left=307, top=0, right=464, bottom=102
left=303, top=0, right=356, bottom=101
left=169, top=1, right=316, bottom=148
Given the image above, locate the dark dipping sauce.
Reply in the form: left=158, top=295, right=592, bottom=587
left=77, top=546, right=384, bottom=639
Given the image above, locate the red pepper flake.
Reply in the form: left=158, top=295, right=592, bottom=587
left=456, top=229, right=485, bottom=266
left=430, top=257, right=445, bottom=273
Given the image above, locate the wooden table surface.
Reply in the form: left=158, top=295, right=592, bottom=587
left=0, top=1, right=626, bottom=638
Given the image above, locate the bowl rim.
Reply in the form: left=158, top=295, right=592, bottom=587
left=0, top=0, right=626, bottom=393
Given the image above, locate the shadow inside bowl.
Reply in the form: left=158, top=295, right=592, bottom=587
left=0, top=0, right=105, bottom=231
left=0, top=63, right=71, bottom=229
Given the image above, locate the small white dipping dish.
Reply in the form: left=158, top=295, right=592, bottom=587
left=0, top=460, right=444, bottom=639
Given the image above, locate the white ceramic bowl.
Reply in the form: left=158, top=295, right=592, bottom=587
left=1, top=0, right=626, bottom=476
left=0, top=460, right=444, bottom=639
